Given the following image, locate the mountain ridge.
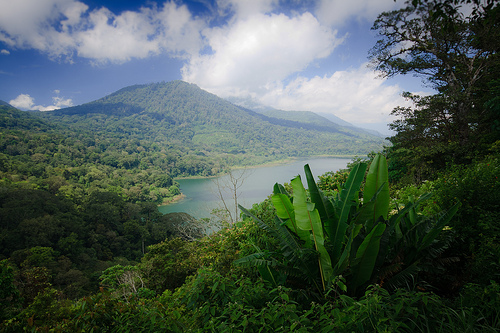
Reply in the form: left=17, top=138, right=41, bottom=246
left=226, top=95, right=385, bottom=138
left=42, top=80, right=385, bottom=165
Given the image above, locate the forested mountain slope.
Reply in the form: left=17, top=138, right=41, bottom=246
left=258, top=109, right=382, bottom=137
left=226, top=95, right=381, bottom=136
left=44, top=80, right=385, bottom=162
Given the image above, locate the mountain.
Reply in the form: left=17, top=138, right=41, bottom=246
left=314, top=112, right=354, bottom=128
left=0, top=101, right=54, bottom=130
left=227, top=96, right=386, bottom=138
left=259, top=109, right=344, bottom=130
left=225, top=96, right=277, bottom=113
left=0, top=100, right=13, bottom=107
left=45, top=81, right=385, bottom=165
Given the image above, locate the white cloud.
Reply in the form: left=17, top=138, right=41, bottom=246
left=74, top=6, right=160, bottom=63
left=9, top=92, right=73, bottom=111
left=155, top=2, right=206, bottom=57
left=0, top=0, right=204, bottom=63
left=182, top=11, right=342, bottom=97
left=1, top=49, right=9, bottom=55
left=0, top=0, right=87, bottom=59
left=9, top=94, right=36, bottom=110
left=315, top=0, right=403, bottom=26
left=258, top=64, right=411, bottom=124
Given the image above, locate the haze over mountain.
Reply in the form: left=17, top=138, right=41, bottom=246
left=226, top=96, right=386, bottom=138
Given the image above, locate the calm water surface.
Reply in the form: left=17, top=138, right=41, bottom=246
left=158, top=157, right=350, bottom=219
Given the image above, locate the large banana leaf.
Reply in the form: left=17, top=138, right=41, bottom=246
left=363, top=154, right=389, bottom=230
left=350, top=222, right=386, bottom=293
left=305, top=164, right=336, bottom=224
left=337, top=163, right=367, bottom=226
left=271, top=193, right=298, bottom=232
left=291, top=176, right=333, bottom=289
left=304, top=164, right=346, bottom=265
left=333, top=223, right=363, bottom=276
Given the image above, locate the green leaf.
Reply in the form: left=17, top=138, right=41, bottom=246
left=290, top=176, right=314, bottom=248
left=333, top=223, right=362, bottom=275
left=273, top=183, right=288, bottom=196
left=291, top=176, right=333, bottom=288
left=363, top=154, right=389, bottom=229
left=272, top=193, right=297, bottom=233
left=350, top=222, right=386, bottom=292
left=305, top=164, right=342, bottom=253
left=338, top=163, right=367, bottom=226
left=305, top=164, right=328, bottom=222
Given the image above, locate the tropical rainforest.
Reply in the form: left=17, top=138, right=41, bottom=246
left=1, top=0, right=500, bottom=331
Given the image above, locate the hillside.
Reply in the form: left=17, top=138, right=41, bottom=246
left=45, top=81, right=385, bottom=163
left=0, top=82, right=385, bottom=302
left=226, top=95, right=384, bottom=137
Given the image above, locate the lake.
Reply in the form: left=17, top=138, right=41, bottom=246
left=158, top=157, right=351, bottom=219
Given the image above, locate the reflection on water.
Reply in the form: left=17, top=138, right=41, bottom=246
left=158, top=157, right=350, bottom=219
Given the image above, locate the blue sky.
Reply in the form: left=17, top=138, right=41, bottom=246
left=0, top=0, right=430, bottom=134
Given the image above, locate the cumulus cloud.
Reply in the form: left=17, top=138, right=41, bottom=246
left=9, top=92, right=73, bottom=111
left=1, top=49, right=10, bottom=55
left=0, top=0, right=204, bottom=63
left=0, top=0, right=87, bottom=59
left=9, top=94, right=36, bottom=110
left=182, top=11, right=343, bottom=97
left=258, top=64, right=411, bottom=124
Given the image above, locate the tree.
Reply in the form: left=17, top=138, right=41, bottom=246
left=213, top=168, right=250, bottom=224
left=0, top=260, right=21, bottom=320
left=370, top=0, right=500, bottom=181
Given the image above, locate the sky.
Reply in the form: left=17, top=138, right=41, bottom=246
left=0, top=0, right=431, bottom=134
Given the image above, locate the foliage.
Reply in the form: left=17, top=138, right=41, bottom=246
left=392, top=181, right=441, bottom=216
left=431, top=153, right=500, bottom=284
left=172, top=277, right=500, bottom=332
left=237, top=154, right=459, bottom=297
left=2, top=290, right=183, bottom=332
left=99, top=264, right=152, bottom=301
left=0, top=183, right=196, bottom=299
left=139, top=238, right=200, bottom=293
left=371, top=0, right=500, bottom=181
left=166, top=267, right=270, bottom=330
left=0, top=260, right=21, bottom=321
left=2, top=4, right=500, bottom=327
left=138, top=218, right=264, bottom=295
left=317, top=169, right=349, bottom=197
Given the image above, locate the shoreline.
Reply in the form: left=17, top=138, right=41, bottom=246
left=161, top=155, right=356, bottom=208
left=159, top=193, right=186, bottom=206
left=173, top=155, right=357, bottom=180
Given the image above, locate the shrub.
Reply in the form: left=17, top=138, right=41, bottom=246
left=432, top=155, right=500, bottom=284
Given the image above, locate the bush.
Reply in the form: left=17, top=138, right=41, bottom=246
left=432, top=155, right=500, bottom=284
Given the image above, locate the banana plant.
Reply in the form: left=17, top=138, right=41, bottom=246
left=375, top=195, right=461, bottom=291
left=237, top=154, right=459, bottom=297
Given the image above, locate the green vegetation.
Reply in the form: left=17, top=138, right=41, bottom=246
left=236, top=155, right=459, bottom=298
left=44, top=80, right=385, bottom=164
left=1, top=0, right=500, bottom=331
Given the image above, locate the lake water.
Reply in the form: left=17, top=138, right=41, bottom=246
left=158, top=157, right=351, bottom=219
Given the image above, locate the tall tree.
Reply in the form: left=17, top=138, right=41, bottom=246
left=370, top=0, right=500, bottom=181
